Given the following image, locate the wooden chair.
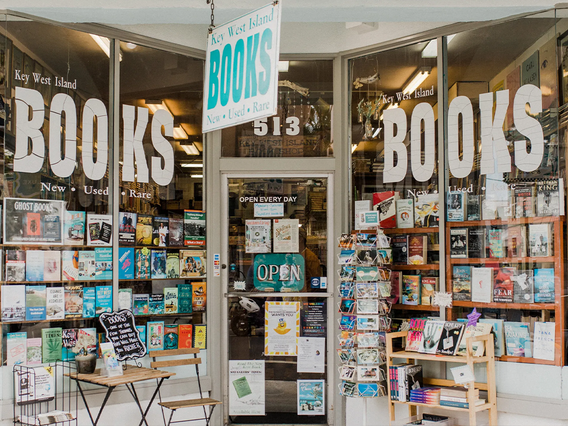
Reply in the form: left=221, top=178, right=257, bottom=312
left=150, top=348, right=221, bottom=426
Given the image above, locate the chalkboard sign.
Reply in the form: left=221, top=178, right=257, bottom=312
left=99, top=310, right=147, bottom=361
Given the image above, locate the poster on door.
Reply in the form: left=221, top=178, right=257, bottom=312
left=229, top=360, right=266, bottom=416
left=265, top=301, right=300, bottom=356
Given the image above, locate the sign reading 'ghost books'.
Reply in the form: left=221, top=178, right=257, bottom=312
left=99, top=310, right=146, bottom=361
left=203, top=1, right=282, bottom=132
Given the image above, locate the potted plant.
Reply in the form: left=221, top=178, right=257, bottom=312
left=73, top=333, right=97, bottom=374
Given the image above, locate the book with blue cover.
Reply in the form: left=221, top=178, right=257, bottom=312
left=534, top=268, right=555, bottom=302
left=96, top=285, right=113, bottom=316
left=133, top=294, right=149, bottom=315
left=25, top=285, right=46, bottom=321
left=452, top=265, right=471, bottom=301
left=64, top=211, right=85, bottom=245
left=504, top=322, right=532, bottom=357
left=26, top=250, right=44, bottom=282
left=135, top=248, right=151, bottom=279
left=136, top=325, right=146, bottom=346
left=83, top=287, right=96, bottom=318
left=95, top=247, right=113, bottom=280
left=149, top=294, right=165, bottom=314
left=178, top=283, right=192, bottom=314
left=479, top=318, right=505, bottom=357
left=147, top=321, right=164, bottom=351
left=151, top=249, right=167, bottom=279
left=119, top=247, right=135, bottom=280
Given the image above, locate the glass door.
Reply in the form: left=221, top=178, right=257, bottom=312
left=223, top=175, right=333, bottom=425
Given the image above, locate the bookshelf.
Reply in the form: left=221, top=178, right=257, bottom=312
left=386, top=330, right=497, bottom=426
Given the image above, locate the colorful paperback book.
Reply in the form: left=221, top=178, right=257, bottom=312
left=136, top=325, right=147, bottom=347
left=166, top=252, right=180, bottom=278
left=534, top=268, right=555, bottom=302
left=86, top=213, right=112, bottom=246
left=5, top=250, right=26, bottom=282
left=42, top=328, right=63, bottom=363
left=468, top=228, right=486, bottom=259
left=529, top=223, right=552, bottom=257
left=94, top=247, right=113, bottom=280
left=64, top=285, right=83, bottom=318
left=100, top=342, right=123, bottom=377
left=487, top=228, right=505, bottom=258
left=414, top=194, right=439, bottom=227
left=372, top=191, right=399, bottom=228
left=78, top=251, right=96, bottom=280
left=536, top=179, right=560, bottom=217
left=405, top=319, right=427, bottom=352
left=512, top=270, right=535, bottom=303
left=479, top=318, right=505, bottom=357
left=135, top=214, right=153, bottom=246
left=26, top=285, right=47, bottom=321
left=118, top=212, right=137, bottom=246
left=420, top=277, right=438, bottom=305
left=76, top=328, right=97, bottom=356
left=193, top=324, right=207, bottom=349
left=471, top=267, right=493, bottom=303
left=62, top=251, right=79, bottom=281
left=7, top=332, right=27, bottom=366
left=164, top=324, right=179, bottom=350
left=180, top=250, right=206, bottom=278
left=96, top=285, right=113, bottom=316
left=153, top=217, right=169, bottom=247
left=514, top=184, right=535, bottom=218
left=407, top=235, right=427, bottom=265
left=147, top=321, right=164, bottom=351
left=493, top=267, right=515, bottom=303
left=26, top=338, right=43, bottom=365
left=26, top=250, right=44, bottom=282
left=2, top=285, right=26, bottom=322
left=533, top=322, right=555, bottom=361
left=419, top=320, right=445, bottom=354
left=178, top=283, right=192, bottom=314
left=178, top=324, right=193, bottom=349
left=135, top=248, right=151, bottom=279
left=118, top=247, right=135, bottom=280
left=184, top=210, right=206, bottom=246
left=453, top=265, right=471, bottom=301
left=164, top=287, right=178, bottom=314
left=64, top=211, right=86, bottom=245
left=149, top=294, right=165, bottom=315
left=61, top=328, right=78, bottom=361
left=118, top=288, right=133, bottom=311
left=504, top=322, right=532, bottom=357
left=168, top=217, right=184, bottom=247
left=466, top=194, right=481, bottom=221
left=83, top=287, right=96, bottom=318
left=151, top=249, right=167, bottom=278
left=192, top=282, right=207, bottom=312
left=507, top=225, right=527, bottom=258
left=456, top=322, right=493, bottom=357
left=449, top=228, right=467, bottom=258
left=46, top=287, right=65, bottom=320
left=437, top=322, right=465, bottom=355
left=402, top=275, right=420, bottom=305
left=396, top=198, right=414, bottom=228
left=43, top=251, right=61, bottom=281
left=447, top=191, right=467, bottom=221
left=133, top=294, right=149, bottom=315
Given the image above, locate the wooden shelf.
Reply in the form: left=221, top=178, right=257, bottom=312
left=450, top=256, right=555, bottom=264
left=446, top=216, right=561, bottom=228
left=391, top=400, right=493, bottom=413
left=452, top=300, right=556, bottom=310
left=120, top=278, right=194, bottom=282
left=392, top=304, right=440, bottom=311
left=383, top=227, right=440, bottom=235
left=2, top=317, right=98, bottom=325
left=2, top=280, right=110, bottom=284
left=389, top=350, right=489, bottom=364
left=391, top=264, right=439, bottom=271
left=496, top=355, right=555, bottom=365
left=134, top=312, right=195, bottom=318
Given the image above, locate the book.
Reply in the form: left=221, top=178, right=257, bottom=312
left=389, top=271, right=401, bottom=305
left=78, top=251, right=96, bottom=280
left=514, top=183, right=535, bottom=218
left=26, top=338, right=43, bottom=365
left=178, top=283, right=193, bottom=314
left=168, top=217, right=184, bottom=247
left=135, top=248, right=151, bottom=279
left=42, top=328, right=63, bottom=363
left=2, top=284, right=26, bottom=322
left=507, top=225, right=527, bottom=258
left=26, top=250, right=44, bottom=282
left=493, top=267, right=515, bottom=303
left=466, top=194, right=481, bottom=220
left=184, top=210, right=206, bottom=246
left=64, top=284, right=83, bottom=318
left=136, top=214, right=153, bottom=246
left=61, top=328, right=78, bottom=361
left=136, top=325, right=147, bottom=347
left=86, top=213, right=112, bottom=246
left=149, top=294, right=165, bottom=314
left=536, top=179, right=560, bottom=216
left=100, top=342, right=123, bottom=377
left=26, top=285, right=47, bottom=321
left=392, top=236, right=408, bottom=265
left=153, top=217, right=169, bottom=246
left=118, top=288, right=133, bottom=311
left=43, top=251, right=61, bottom=281
left=147, top=321, right=165, bottom=351
left=456, top=322, right=493, bottom=356
left=164, top=287, right=178, bottom=313
left=452, top=265, right=471, bottom=301
left=446, top=191, right=466, bottom=221
left=118, top=247, right=135, bottom=280
left=62, top=251, right=79, bottom=281
left=487, top=228, right=505, bottom=258
left=437, top=322, right=465, bottom=355
left=372, top=191, right=399, bottom=228
left=419, top=320, right=445, bottom=354
left=64, top=211, right=86, bottom=245
left=479, top=318, right=505, bottom=357
left=151, top=249, right=167, bottom=278
left=166, top=252, right=180, bottom=278
left=405, top=318, right=427, bottom=352
left=471, top=267, right=493, bottom=303
left=96, top=285, right=113, bottom=316
left=402, top=275, right=420, bottom=305
left=193, top=324, right=207, bottom=349
left=533, top=322, right=555, bottom=361
left=180, top=250, right=206, bottom=278
left=118, top=212, right=137, bottom=245
left=482, top=196, right=512, bottom=220
left=192, top=282, right=207, bottom=312
left=16, top=366, right=56, bottom=405
left=404, top=364, right=424, bottom=400
left=529, top=223, right=552, bottom=257
left=46, top=287, right=65, bottom=320
left=414, top=194, right=439, bottom=227
left=76, top=328, right=97, bottom=356
left=449, top=228, right=467, bottom=258
left=164, top=324, right=179, bottom=350
left=512, top=270, right=535, bottom=303
left=407, top=235, right=427, bottom=265
left=420, top=277, right=438, bottom=305
left=95, top=247, right=113, bottom=280
left=396, top=199, right=414, bottom=228
left=5, top=250, right=26, bottom=282
left=133, top=294, right=149, bottom=315
left=175, top=326, right=192, bottom=352
left=534, top=268, right=555, bottom=302
left=504, top=322, right=532, bottom=357
left=7, top=332, right=27, bottom=366
left=83, top=287, right=96, bottom=318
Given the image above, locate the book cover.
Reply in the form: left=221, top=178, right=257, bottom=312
left=164, top=324, right=179, bottom=350
left=64, top=211, right=86, bottom=245
left=7, top=332, right=27, bottom=366
left=404, top=365, right=424, bottom=400
left=471, top=267, right=493, bottom=303
left=407, top=235, right=427, bottom=265
left=456, top=323, right=493, bottom=356
left=447, top=191, right=466, bottom=222
left=62, top=328, right=78, bottom=361
left=405, top=319, right=427, bottom=352
left=466, top=194, right=481, bottom=221
left=43, top=251, right=61, bottom=281
left=184, top=210, right=206, bottom=246
left=118, top=247, right=135, bottom=280
left=133, top=294, right=149, bottom=315
left=5, top=250, right=26, bottom=282
left=469, top=226, right=487, bottom=258
left=402, top=275, right=420, bottom=305
left=536, top=179, right=560, bottom=216
left=180, top=250, right=206, bottom=278
left=76, top=328, right=97, bottom=356
left=178, top=283, right=193, bottom=314
left=487, top=228, right=505, bottom=258
left=452, top=265, right=471, bottom=301
left=26, top=285, right=46, bottom=321
left=153, top=217, right=169, bottom=247
left=83, top=287, right=96, bottom=318
left=389, top=271, right=401, bottom=305
left=419, top=320, right=445, bottom=354
left=493, top=267, right=516, bottom=303
left=245, top=219, right=272, bottom=252
left=449, top=228, right=468, bottom=258
left=62, top=251, right=79, bottom=281
left=135, top=248, right=151, bottom=279
left=479, top=318, right=505, bottom=357
left=372, top=191, right=399, bottom=228
left=64, top=285, right=83, bottom=318
left=504, top=322, right=532, bottom=357
left=95, top=285, right=113, bottom=316
left=87, top=213, right=112, bottom=246
left=26, top=338, right=43, bottom=365
left=533, top=322, right=555, bottom=361
left=118, top=288, right=133, bottom=311
left=437, top=322, right=465, bottom=355
left=95, top=247, right=113, bottom=280
left=512, top=270, right=535, bottom=303
left=46, top=287, right=65, bottom=320
left=482, top=196, right=512, bottom=220
left=507, top=225, right=527, bottom=258
left=164, top=287, right=178, bottom=313
left=178, top=324, right=193, bottom=348
left=514, top=183, right=535, bottom=218
left=41, top=328, right=63, bottom=363
left=118, top=212, right=137, bottom=246
left=193, top=324, right=207, bottom=349
left=392, top=235, right=408, bottom=265
left=414, top=194, right=439, bottom=227
left=420, top=277, right=438, bottom=305
left=149, top=294, right=165, bottom=315
left=78, top=251, right=96, bottom=280
left=26, top=250, right=44, bottom=282
left=192, top=282, right=207, bottom=312
left=151, top=249, right=167, bottom=279
left=168, top=217, right=184, bottom=247
left=166, top=252, right=180, bottom=278
left=2, top=284, right=26, bottom=322
left=534, top=268, right=555, bottom=302
left=100, top=342, right=123, bottom=377
left=396, top=198, right=414, bottom=228
left=136, top=214, right=153, bottom=246
left=529, top=223, right=552, bottom=257
left=147, top=321, right=164, bottom=351
left=136, top=325, right=147, bottom=346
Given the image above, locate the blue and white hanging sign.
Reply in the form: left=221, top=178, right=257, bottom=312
left=203, top=1, right=282, bottom=132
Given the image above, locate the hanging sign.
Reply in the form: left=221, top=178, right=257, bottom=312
left=203, top=1, right=282, bottom=132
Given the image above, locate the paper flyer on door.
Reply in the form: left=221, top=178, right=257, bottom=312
left=229, top=360, right=265, bottom=416
left=264, top=301, right=300, bottom=356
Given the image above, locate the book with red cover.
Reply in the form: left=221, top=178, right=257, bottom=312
left=493, top=267, right=516, bottom=303
left=405, top=318, right=427, bottom=352
left=178, top=324, right=193, bottom=348
left=372, top=191, right=399, bottom=229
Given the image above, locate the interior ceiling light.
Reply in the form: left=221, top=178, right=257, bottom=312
left=190, top=174, right=204, bottom=178
left=145, top=100, right=172, bottom=114
left=125, top=42, right=137, bottom=50
left=90, top=34, right=123, bottom=61
left=181, top=163, right=203, bottom=168
left=181, top=143, right=200, bottom=156
left=402, top=67, right=432, bottom=95
left=173, top=126, right=188, bottom=140
left=278, top=61, right=289, bottom=72
left=421, top=34, right=456, bottom=58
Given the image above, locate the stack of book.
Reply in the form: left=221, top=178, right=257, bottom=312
left=439, top=387, right=485, bottom=408
left=389, top=364, right=423, bottom=402
left=409, top=387, right=441, bottom=405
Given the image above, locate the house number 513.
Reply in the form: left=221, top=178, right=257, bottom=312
left=253, top=116, right=301, bottom=136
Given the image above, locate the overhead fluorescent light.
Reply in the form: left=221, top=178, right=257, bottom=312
left=173, top=126, right=188, bottom=140
left=182, top=143, right=200, bottom=155
left=402, top=67, right=431, bottom=95
left=90, top=34, right=122, bottom=61
left=278, top=61, right=289, bottom=72
left=421, top=35, right=456, bottom=58
left=190, top=174, right=203, bottom=178
left=181, top=163, right=203, bottom=168
left=386, top=103, right=399, bottom=110
left=145, top=100, right=172, bottom=114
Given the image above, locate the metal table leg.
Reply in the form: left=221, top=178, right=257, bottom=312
left=76, top=381, right=115, bottom=426
left=134, top=377, right=166, bottom=426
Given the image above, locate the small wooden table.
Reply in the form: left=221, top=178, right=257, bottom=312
left=67, top=366, right=175, bottom=426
